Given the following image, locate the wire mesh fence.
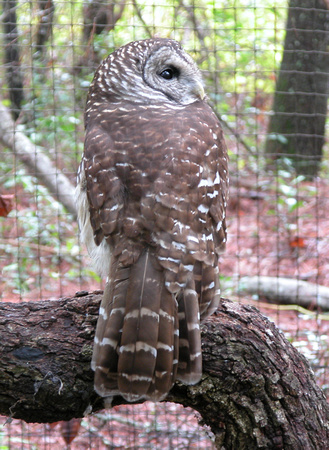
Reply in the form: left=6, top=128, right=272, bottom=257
left=0, top=404, right=215, bottom=449
left=1, top=0, right=329, bottom=448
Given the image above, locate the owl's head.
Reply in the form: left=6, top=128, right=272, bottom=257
left=91, top=38, right=205, bottom=106
left=140, top=39, right=205, bottom=105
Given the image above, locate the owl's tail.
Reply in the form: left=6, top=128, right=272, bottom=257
left=92, top=248, right=178, bottom=402
left=175, top=261, right=220, bottom=386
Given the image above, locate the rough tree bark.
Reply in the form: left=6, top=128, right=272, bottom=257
left=265, top=0, right=329, bottom=177
left=1, top=293, right=328, bottom=449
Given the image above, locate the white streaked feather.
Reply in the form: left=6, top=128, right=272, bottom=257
left=75, top=175, right=111, bottom=277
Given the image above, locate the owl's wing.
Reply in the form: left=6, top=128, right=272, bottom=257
left=83, top=124, right=123, bottom=243
left=136, top=103, right=229, bottom=384
left=208, top=122, right=229, bottom=256
left=77, top=100, right=228, bottom=400
left=77, top=118, right=179, bottom=402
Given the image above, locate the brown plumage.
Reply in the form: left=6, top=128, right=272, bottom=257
left=76, top=38, right=229, bottom=402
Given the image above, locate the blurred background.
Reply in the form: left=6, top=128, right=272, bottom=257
left=1, top=0, right=329, bottom=448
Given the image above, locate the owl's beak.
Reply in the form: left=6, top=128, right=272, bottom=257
left=193, top=81, right=205, bottom=100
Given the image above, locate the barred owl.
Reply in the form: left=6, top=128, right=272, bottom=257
left=76, top=38, right=228, bottom=403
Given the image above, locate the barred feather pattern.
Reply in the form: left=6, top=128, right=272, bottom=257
left=76, top=38, right=229, bottom=402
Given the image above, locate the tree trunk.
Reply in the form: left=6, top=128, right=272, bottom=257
left=35, top=0, right=55, bottom=58
left=1, top=293, right=328, bottom=449
left=75, top=0, right=126, bottom=73
left=265, top=0, right=329, bottom=177
left=82, top=0, right=126, bottom=42
left=3, top=0, right=24, bottom=119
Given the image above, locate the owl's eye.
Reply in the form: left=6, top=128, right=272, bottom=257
left=159, top=67, right=179, bottom=80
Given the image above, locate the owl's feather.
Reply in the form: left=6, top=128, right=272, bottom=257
left=76, top=38, right=229, bottom=403
left=92, top=248, right=177, bottom=402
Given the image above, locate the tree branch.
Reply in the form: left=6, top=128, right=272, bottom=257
left=226, top=275, right=329, bottom=311
left=0, top=101, right=77, bottom=217
left=132, top=0, right=153, bottom=38
left=1, top=293, right=328, bottom=448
